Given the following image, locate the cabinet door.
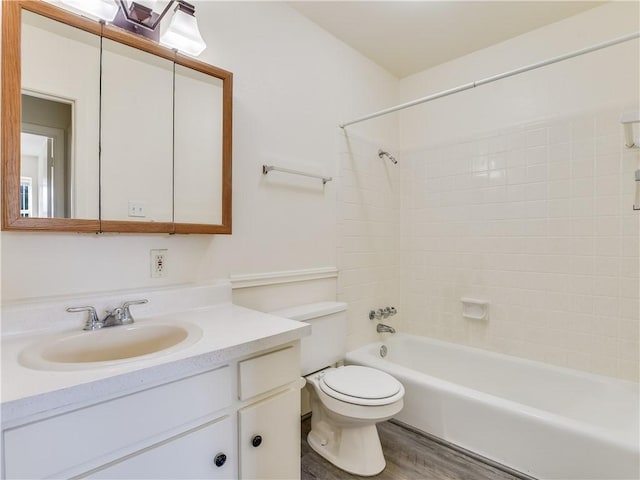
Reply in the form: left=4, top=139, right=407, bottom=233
left=85, top=416, right=236, bottom=479
left=238, top=388, right=300, bottom=480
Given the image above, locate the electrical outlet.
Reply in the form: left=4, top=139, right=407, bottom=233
left=128, top=201, right=146, bottom=218
left=150, top=249, right=167, bottom=278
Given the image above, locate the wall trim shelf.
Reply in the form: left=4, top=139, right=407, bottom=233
left=229, top=267, right=338, bottom=289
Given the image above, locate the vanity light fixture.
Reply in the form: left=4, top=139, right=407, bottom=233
left=61, top=0, right=207, bottom=56
left=59, top=0, right=119, bottom=22
left=112, top=1, right=173, bottom=41
left=159, top=1, right=206, bottom=57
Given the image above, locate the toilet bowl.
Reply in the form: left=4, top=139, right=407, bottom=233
left=271, top=302, right=405, bottom=476
left=306, top=365, right=404, bottom=476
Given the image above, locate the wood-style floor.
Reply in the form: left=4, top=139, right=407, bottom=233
left=301, top=417, right=533, bottom=480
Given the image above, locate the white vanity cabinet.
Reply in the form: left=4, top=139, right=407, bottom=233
left=1, top=342, right=302, bottom=480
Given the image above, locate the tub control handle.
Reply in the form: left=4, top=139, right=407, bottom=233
left=369, top=307, right=398, bottom=320
left=214, top=453, right=227, bottom=467
left=252, top=435, right=262, bottom=448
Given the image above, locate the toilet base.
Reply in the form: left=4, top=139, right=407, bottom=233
left=307, top=418, right=386, bottom=476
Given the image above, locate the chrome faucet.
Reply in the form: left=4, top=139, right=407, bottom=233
left=376, top=323, right=396, bottom=334
left=369, top=306, right=397, bottom=320
left=67, top=299, right=148, bottom=331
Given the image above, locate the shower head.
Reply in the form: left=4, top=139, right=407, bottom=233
left=378, top=149, right=398, bottom=164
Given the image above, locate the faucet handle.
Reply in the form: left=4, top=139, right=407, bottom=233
left=67, top=306, right=100, bottom=330
left=389, top=307, right=397, bottom=316
left=121, top=299, right=148, bottom=324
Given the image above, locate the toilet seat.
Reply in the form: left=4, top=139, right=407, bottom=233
left=319, top=366, right=404, bottom=406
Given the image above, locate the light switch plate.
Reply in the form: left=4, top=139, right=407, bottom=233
left=128, top=201, right=146, bottom=217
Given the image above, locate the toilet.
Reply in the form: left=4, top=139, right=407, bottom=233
left=271, top=302, right=404, bottom=476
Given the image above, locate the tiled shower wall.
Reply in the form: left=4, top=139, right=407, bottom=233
left=399, top=106, right=639, bottom=381
left=337, top=131, right=401, bottom=351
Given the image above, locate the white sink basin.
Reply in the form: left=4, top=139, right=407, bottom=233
left=19, top=322, right=203, bottom=371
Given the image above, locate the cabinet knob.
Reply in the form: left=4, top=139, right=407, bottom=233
left=251, top=435, right=262, bottom=448
left=214, top=453, right=227, bottom=467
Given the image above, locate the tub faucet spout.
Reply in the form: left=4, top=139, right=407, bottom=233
left=377, top=323, right=396, bottom=334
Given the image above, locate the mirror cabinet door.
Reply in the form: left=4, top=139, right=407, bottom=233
left=20, top=9, right=100, bottom=221
left=3, top=1, right=232, bottom=234
left=100, top=38, right=174, bottom=231
left=173, top=64, right=224, bottom=226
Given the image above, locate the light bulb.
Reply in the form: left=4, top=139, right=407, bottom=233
left=160, top=7, right=206, bottom=56
left=60, top=0, right=119, bottom=22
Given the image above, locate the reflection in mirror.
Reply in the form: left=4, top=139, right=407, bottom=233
left=20, top=9, right=100, bottom=220
left=174, top=64, right=224, bottom=225
left=21, top=94, right=71, bottom=218
left=100, top=38, right=174, bottom=225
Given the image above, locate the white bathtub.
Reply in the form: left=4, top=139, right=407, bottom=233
left=346, top=333, right=639, bottom=480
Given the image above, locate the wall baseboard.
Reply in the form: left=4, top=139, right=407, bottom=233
left=229, top=267, right=338, bottom=289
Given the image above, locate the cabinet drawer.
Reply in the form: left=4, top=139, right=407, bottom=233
left=4, top=366, right=231, bottom=479
left=85, top=415, right=236, bottom=479
left=238, top=345, right=299, bottom=400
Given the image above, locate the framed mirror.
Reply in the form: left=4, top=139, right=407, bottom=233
left=3, top=1, right=101, bottom=231
left=2, top=0, right=233, bottom=234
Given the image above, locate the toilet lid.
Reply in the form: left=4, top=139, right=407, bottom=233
left=320, top=366, right=402, bottom=401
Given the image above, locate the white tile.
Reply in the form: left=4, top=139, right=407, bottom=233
left=571, top=116, right=595, bottom=140
left=507, top=167, right=527, bottom=185
left=548, top=199, right=572, bottom=218
left=549, top=122, right=571, bottom=145
left=619, top=277, right=639, bottom=299
left=596, top=134, right=620, bottom=157
left=488, top=153, right=506, bottom=170
left=506, top=148, right=525, bottom=168
left=572, top=139, right=595, bottom=161
left=549, top=143, right=570, bottom=162
left=524, top=182, right=547, bottom=201
left=548, top=161, right=571, bottom=180
left=620, top=297, right=639, bottom=320
left=571, top=197, right=595, bottom=217
left=594, top=175, right=620, bottom=196
left=548, top=180, right=571, bottom=199
left=571, top=177, right=594, bottom=198
left=595, top=155, right=621, bottom=175
left=594, top=196, right=620, bottom=217
left=525, top=127, right=547, bottom=147
left=594, top=257, right=620, bottom=277
left=572, top=218, right=595, bottom=236
left=595, top=237, right=620, bottom=257
left=571, top=159, right=594, bottom=179
left=525, top=146, right=547, bottom=166
left=526, top=165, right=548, bottom=183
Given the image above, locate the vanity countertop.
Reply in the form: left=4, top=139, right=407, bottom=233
left=1, top=283, right=310, bottom=426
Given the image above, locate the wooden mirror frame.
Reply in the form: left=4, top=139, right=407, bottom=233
left=2, top=0, right=233, bottom=234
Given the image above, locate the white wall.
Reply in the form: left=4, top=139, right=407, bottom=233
left=397, top=2, right=639, bottom=380
left=0, top=2, right=398, bottom=308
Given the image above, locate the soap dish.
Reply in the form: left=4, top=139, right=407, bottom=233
left=461, top=298, right=489, bottom=320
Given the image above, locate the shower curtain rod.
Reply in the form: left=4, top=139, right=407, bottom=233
left=339, top=31, right=640, bottom=129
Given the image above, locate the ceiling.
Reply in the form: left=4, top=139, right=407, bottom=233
left=290, top=1, right=604, bottom=78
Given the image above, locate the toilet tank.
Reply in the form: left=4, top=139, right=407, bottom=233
left=271, top=302, right=347, bottom=376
